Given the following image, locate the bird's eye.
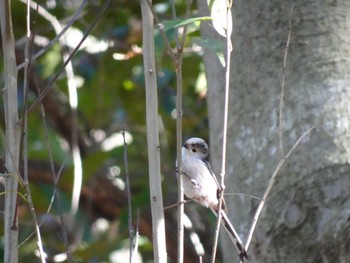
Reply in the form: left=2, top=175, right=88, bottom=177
left=191, top=143, right=195, bottom=147
left=192, top=149, right=197, bottom=153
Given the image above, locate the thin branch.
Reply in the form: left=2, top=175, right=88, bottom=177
left=131, top=209, right=141, bottom=263
left=27, top=0, right=111, bottom=115
left=163, top=199, right=193, bottom=211
left=244, top=126, right=315, bottom=251
left=17, top=0, right=88, bottom=70
left=0, top=131, right=24, bottom=188
left=122, top=130, right=134, bottom=263
left=171, top=1, right=193, bottom=262
left=21, top=0, right=85, bottom=218
left=170, top=0, right=180, bottom=49
left=278, top=4, right=295, bottom=158
left=21, top=2, right=46, bottom=262
left=18, top=161, right=66, bottom=248
left=241, top=5, right=296, bottom=262
left=144, top=0, right=177, bottom=63
left=224, top=192, right=262, bottom=201
left=211, top=1, right=233, bottom=261
left=31, top=80, right=73, bottom=262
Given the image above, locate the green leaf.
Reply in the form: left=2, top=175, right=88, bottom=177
left=192, top=37, right=223, bottom=51
left=161, top=16, right=212, bottom=31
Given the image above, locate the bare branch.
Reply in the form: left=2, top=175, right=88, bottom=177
left=122, top=130, right=134, bottom=263
left=212, top=1, right=233, bottom=261
left=171, top=1, right=193, bottom=262
left=244, top=126, right=315, bottom=251
left=27, top=0, right=111, bottom=114
left=131, top=209, right=141, bottom=263
left=21, top=2, right=46, bottom=262
left=144, top=0, right=177, bottom=63
left=163, top=199, right=193, bottom=211
left=34, top=77, right=74, bottom=262
left=224, top=192, right=262, bottom=201
left=278, top=4, right=295, bottom=158
left=17, top=0, right=88, bottom=70
left=242, top=6, right=298, bottom=261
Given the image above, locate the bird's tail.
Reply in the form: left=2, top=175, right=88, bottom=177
left=216, top=210, right=248, bottom=261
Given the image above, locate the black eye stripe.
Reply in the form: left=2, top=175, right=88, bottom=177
left=195, top=143, right=206, bottom=149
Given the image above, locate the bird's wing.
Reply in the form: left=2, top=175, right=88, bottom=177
left=202, top=159, right=220, bottom=188
left=202, top=159, right=228, bottom=211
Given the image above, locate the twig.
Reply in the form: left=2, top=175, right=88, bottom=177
left=122, top=130, right=134, bottom=263
left=21, top=2, right=46, bottom=262
left=19, top=161, right=66, bottom=248
left=224, top=192, right=262, bottom=201
left=241, top=5, right=296, bottom=262
left=34, top=77, right=74, bottom=262
left=211, top=0, right=233, bottom=262
left=131, top=209, right=141, bottom=263
left=144, top=0, right=177, bottom=63
left=17, top=0, right=88, bottom=70
left=174, top=18, right=185, bottom=263
left=244, top=126, right=315, bottom=251
left=27, top=0, right=111, bottom=114
left=278, top=4, right=295, bottom=158
left=163, top=199, right=193, bottom=210
left=171, top=1, right=193, bottom=262
left=21, top=0, right=91, bottom=218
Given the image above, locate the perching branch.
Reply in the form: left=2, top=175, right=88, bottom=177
left=170, top=1, right=193, bottom=262
left=211, top=0, right=233, bottom=261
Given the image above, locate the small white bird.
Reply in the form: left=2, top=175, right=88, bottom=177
left=179, top=137, right=248, bottom=261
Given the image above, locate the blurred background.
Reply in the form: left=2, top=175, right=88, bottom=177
left=0, top=0, right=210, bottom=262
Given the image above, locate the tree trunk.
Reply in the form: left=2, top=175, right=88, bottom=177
left=200, top=0, right=350, bottom=262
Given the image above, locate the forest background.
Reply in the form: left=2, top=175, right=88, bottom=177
left=1, top=0, right=349, bottom=263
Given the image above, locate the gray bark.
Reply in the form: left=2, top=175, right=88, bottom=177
left=140, top=0, right=167, bottom=262
left=1, top=0, right=20, bottom=262
left=200, top=0, right=350, bottom=262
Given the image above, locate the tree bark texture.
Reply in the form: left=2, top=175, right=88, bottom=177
left=200, top=0, right=350, bottom=262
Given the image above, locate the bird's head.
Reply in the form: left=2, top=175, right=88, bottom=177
left=183, top=137, right=209, bottom=160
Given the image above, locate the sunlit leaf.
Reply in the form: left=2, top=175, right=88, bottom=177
left=161, top=16, right=212, bottom=31
left=211, top=0, right=232, bottom=37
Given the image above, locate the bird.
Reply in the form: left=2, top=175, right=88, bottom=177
left=178, top=137, right=248, bottom=261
